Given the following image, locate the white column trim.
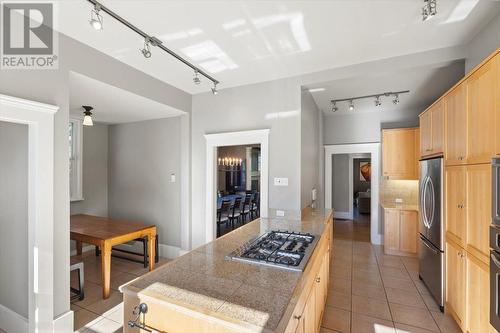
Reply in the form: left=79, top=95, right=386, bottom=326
left=0, top=94, right=58, bottom=333
left=204, top=129, right=269, bottom=243
left=324, top=143, right=382, bottom=244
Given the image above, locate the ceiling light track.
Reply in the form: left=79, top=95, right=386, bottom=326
left=86, top=0, right=220, bottom=91
left=330, top=90, right=409, bottom=112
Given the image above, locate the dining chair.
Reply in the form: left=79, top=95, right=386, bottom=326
left=217, top=200, right=231, bottom=236
left=241, top=194, right=252, bottom=222
left=251, top=192, right=260, bottom=219
left=229, top=197, right=243, bottom=229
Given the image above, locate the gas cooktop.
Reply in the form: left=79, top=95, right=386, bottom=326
left=226, top=231, right=318, bottom=271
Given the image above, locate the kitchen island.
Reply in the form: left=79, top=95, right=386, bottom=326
left=121, top=209, right=333, bottom=333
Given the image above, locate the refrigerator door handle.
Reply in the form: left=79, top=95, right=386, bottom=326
left=420, top=236, right=439, bottom=255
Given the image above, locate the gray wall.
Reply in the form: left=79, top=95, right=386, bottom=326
left=332, top=154, right=350, bottom=213
left=191, top=78, right=301, bottom=247
left=301, top=90, right=321, bottom=209
left=0, top=32, right=191, bottom=318
left=353, top=158, right=371, bottom=195
left=0, top=122, right=29, bottom=318
left=108, top=117, right=182, bottom=248
left=70, top=124, right=109, bottom=216
left=465, top=14, right=500, bottom=72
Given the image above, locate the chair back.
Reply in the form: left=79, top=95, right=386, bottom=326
left=254, top=192, right=260, bottom=206
left=218, top=200, right=231, bottom=221
left=244, top=194, right=252, bottom=206
left=232, top=197, right=243, bottom=215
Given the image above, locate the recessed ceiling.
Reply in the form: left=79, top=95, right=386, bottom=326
left=56, top=1, right=500, bottom=94
left=69, top=71, right=185, bottom=124
left=305, top=60, right=465, bottom=116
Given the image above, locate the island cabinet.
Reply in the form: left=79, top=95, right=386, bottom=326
left=383, top=208, right=418, bottom=256
left=382, top=128, right=419, bottom=180
left=122, top=211, right=333, bottom=333
left=420, top=99, right=444, bottom=158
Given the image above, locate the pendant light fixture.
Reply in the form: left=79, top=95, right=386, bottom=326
left=82, top=106, right=94, bottom=126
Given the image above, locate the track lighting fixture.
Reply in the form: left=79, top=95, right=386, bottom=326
left=330, top=90, right=409, bottom=112
left=331, top=101, right=338, bottom=112
left=422, top=0, right=437, bottom=21
left=82, top=106, right=94, bottom=126
left=193, top=70, right=201, bottom=85
left=89, top=4, right=103, bottom=30
left=393, top=94, right=400, bottom=105
left=140, top=38, right=152, bottom=58
left=85, top=0, right=220, bottom=93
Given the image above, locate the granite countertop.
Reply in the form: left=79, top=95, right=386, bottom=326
left=121, top=209, right=332, bottom=331
left=381, top=203, right=419, bottom=211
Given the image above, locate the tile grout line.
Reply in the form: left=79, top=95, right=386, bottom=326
left=372, top=241, right=397, bottom=331
left=401, top=257, right=443, bottom=333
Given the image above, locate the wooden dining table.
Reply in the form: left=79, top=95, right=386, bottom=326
left=70, top=214, right=157, bottom=299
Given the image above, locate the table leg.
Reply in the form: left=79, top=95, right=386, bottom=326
left=75, top=240, right=82, bottom=255
left=101, top=241, right=112, bottom=299
left=148, top=231, right=156, bottom=271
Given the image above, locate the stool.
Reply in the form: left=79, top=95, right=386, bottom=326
left=70, top=256, right=84, bottom=300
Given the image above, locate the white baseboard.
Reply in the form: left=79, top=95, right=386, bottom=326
left=372, top=234, right=383, bottom=245
left=0, top=303, right=28, bottom=333
left=334, top=211, right=353, bottom=220
left=70, top=244, right=94, bottom=256
left=53, top=310, right=73, bottom=333
left=159, top=244, right=183, bottom=259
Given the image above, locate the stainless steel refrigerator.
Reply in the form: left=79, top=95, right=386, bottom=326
left=419, top=156, right=444, bottom=312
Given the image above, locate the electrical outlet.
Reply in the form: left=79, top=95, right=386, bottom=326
left=170, top=173, right=176, bottom=183
left=276, top=210, right=285, bottom=217
left=395, top=198, right=403, bottom=204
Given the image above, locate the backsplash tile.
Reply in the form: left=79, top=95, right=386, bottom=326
left=380, top=180, right=419, bottom=206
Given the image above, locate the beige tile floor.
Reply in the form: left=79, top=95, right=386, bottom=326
left=71, top=251, right=170, bottom=332
left=321, top=213, right=462, bottom=333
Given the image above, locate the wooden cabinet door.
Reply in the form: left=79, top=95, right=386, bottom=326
left=431, top=99, right=445, bottom=155
left=466, top=164, right=491, bottom=261
left=445, top=241, right=466, bottom=329
left=466, top=253, right=490, bottom=333
left=467, top=60, right=496, bottom=164
left=382, top=128, right=418, bottom=179
left=399, top=210, right=418, bottom=254
left=494, top=53, right=500, bottom=155
left=420, top=111, right=433, bottom=157
left=445, top=84, right=467, bottom=165
left=314, top=255, right=328, bottom=330
left=384, top=209, right=400, bottom=252
left=445, top=166, right=466, bottom=246
left=303, top=287, right=316, bottom=333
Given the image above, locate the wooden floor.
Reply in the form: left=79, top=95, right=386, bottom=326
left=321, top=213, right=461, bottom=333
left=72, top=251, right=170, bottom=332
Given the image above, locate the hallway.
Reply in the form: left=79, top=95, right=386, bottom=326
left=321, top=217, right=461, bottom=333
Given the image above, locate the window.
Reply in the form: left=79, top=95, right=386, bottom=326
left=69, top=118, right=83, bottom=201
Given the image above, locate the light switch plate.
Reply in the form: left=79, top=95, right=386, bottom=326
left=274, top=177, right=289, bottom=186
left=170, top=173, right=176, bottom=183
left=276, top=210, right=285, bottom=217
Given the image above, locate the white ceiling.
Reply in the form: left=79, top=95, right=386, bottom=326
left=305, top=60, right=465, bottom=115
left=56, top=0, right=500, bottom=94
left=69, top=71, right=184, bottom=124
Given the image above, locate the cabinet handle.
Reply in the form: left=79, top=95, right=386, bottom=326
left=293, top=315, right=302, bottom=320
left=316, top=277, right=321, bottom=283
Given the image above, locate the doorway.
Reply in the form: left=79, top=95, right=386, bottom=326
left=325, top=143, right=381, bottom=245
left=205, top=129, right=269, bottom=243
left=216, top=145, right=261, bottom=237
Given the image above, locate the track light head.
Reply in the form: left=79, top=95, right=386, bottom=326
left=422, top=0, right=437, bottom=21
left=140, top=38, right=152, bottom=58
left=331, top=101, right=338, bottom=112
left=375, top=96, right=382, bottom=107
left=82, top=106, right=94, bottom=126
left=193, top=71, right=201, bottom=85
left=393, top=94, right=400, bottom=105
left=211, top=83, right=218, bottom=95
left=349, top=100, right=355, bottom=111
left=89, top=4, right=103, bottom=30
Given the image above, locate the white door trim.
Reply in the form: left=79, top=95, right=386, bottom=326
left=0, top=94, right=58, bottom=333
left=205, top=129, right=269, bottom=243
left=324, top=143, right=382, bottom=244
